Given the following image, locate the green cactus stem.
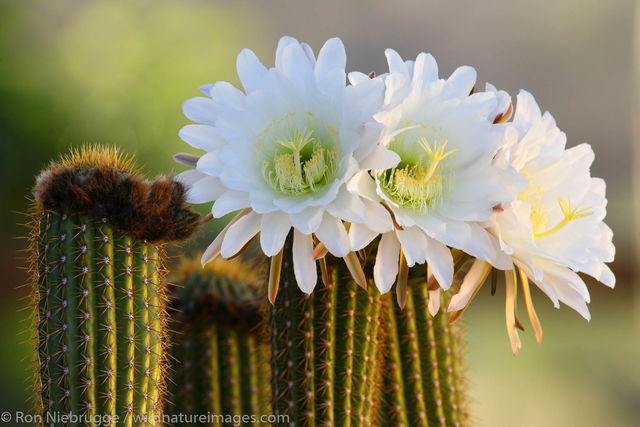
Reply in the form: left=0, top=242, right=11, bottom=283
left=167, top=258, right=270, bottom=426
left=380, top=272, right=468, bottom=427
left=27, top=146, right=199, bottom=426
left=270, top=237, right=383, bottom=427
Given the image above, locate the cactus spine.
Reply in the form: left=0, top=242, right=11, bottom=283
left=167, top=259, right=270, bottom=426
left=380, top=277, right=467, bottom=427
left=270, top=238, right=383, bottom=426
left=28, top=146, right=199, bottom=426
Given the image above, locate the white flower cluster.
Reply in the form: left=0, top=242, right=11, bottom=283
left=176, top=37, right=615, bottom=353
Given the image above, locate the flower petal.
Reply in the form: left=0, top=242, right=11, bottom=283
left=201, top=209, right=251, bottom=266
left=183, top=96, right=217, bottom=125
left=289, top=207, right=324, bottom=234
left=385, top=48, right=410, bottom=79
left=275, top=36, right=301, bottom=70
left=536, top=260, right=591, bottom=303
left=351, top=118, right=384, bottom=158
left=236, top=48, right=267, bottom=93
left=448, top=259, right=491, bottom=311
left=173, top=153, right=200, bottom=168
left=300, top=42, right=316, bottom=66
left=211, top=191, right=251, bottom=218
left=314, top=214, right=350, bottom=257
left=411, top=52, right=438, bottom=89
left=293, top=229, right=317, bottom=293
left=179, top=124, right=226, bottom=151
left=315, top=37, right=346, bottom=94
left=552, top=277, right=591, bottom=321
left=185, top=175, right=225, bottom=204
left=197, top=151, right=223, bottom=177
left=315, top=37, right=346, bottom=75
left=373, top=232, right=401, bottom=294
left=446, top=65, right=477, bottom=98
left=513, top=89, right=542, bottom=129
left=220, top=211, right=261, bottom=258
left=428, top=288, right=441, bottom=316
left=210, top=81, right=245, bottom=110
left=424, top=236, right=454, bottom=289
left=347, top=171, right=380, bottom=201
left=326, top=189, right=367, bottom=224
left=349, top=223, right=378, bottom=251
left=175, top=169, right=206, bottom=188
left=359, top=145, right=401, bottom=171
left=361, top=199, right=394, bottom=233
left=349, top=71, right=373, bottom=85
left=260, top=211, right=291, bottom=256
left=505, top=269, right=522, bottom=355
left=396, top=227, right=428, bottom=267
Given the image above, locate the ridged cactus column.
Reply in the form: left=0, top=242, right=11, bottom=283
left=167, top=259, right=270, bottom=426
left=270, top=237, right=383, bottom=426
left=28, top=146, right=199, bottom=426
left=380, top=277, right=467, bottom=427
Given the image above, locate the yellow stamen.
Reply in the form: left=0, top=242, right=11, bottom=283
left=381, top=137, right=457, bottom=212
left=519, top=173, right=593, bottom=240
left=534, top=197, right=593, bottom=239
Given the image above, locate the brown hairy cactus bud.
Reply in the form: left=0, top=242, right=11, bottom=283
left=167, top=258, right=271, bottom=426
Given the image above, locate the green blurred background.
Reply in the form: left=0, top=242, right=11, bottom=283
left=1, top=0, right=638, bottom=425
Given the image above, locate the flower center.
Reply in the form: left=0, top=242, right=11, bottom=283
left=519, top=176, right=592, bottom=239
left=259, top=112, right=338, bottom=196
left=379, top=133, right=457, bottom=212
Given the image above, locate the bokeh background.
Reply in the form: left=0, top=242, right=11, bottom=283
left=1, top=0, right=639, bottom=425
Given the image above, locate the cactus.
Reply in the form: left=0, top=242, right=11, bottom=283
left=380, top=267, right=468, bottom=427
left=26, top=146, right=199, bottom=426
left=167, top=258, right=271, bottom=426
left=270, top=237, right=383, bottom=426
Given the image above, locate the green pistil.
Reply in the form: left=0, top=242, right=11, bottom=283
left=262, top=123, right=337, bottom=196
left=380, top=136, right=456, bottom=212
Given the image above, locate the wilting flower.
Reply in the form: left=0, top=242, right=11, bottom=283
left=448, top=90, right=616, bottom=354
left=175, top=36, right=398, bottom=296
left=348, top=49, right=524, bottom=303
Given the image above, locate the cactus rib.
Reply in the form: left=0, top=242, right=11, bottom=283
left=27, top=145, right=199, bottom=426
left=167, top=258, right=270, bottom=427
left=380, top=278, right=468, bottom=427
left=271, top=237, right=383, bottom=426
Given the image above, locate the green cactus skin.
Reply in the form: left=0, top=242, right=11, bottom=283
left=35, top=212, right=167, bottom=426
left=167, top=260, right=271, bottom=427
left=270, top=242, right=383, bottom=427
left=380, top=280, right=468, bottom=427
left=27, top=145, right=199, bottom=426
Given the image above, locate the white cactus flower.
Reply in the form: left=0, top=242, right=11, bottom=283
left=449, top=90, right=616, bottom=354
left=348, top=49, right=525, bottom=296
left=175, top=36, right=398, bottom=295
